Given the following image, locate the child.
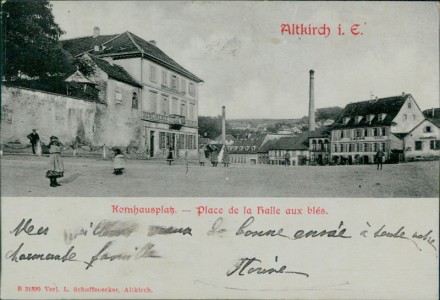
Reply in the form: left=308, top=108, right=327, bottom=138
left=112, top=148, right=125, bottom=175
left=46, top=136, right=64, bottom=187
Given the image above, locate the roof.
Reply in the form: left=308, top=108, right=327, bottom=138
left=62, top=31, right=203, bottom=83
left=214, top=134, right=236, bottom=141
left=89, top=55, right=142, bottom=87
left=406, top=118, right=440, bottom=136
left=257, top=139, right=277, bottom=153
left=429, top=118, right=440, bottom=128
left=423, top=108, right=440, bottom=119
left=61, top=34, right=119, bottom=56
left=229, top=135, right=267, bottom=154
left=392, top=132, right=408, bottom=140
left=307, top=126, right=331, bottom=138
left=268, top=132, right=310, bottom=151
left=332, top=94, right=410, bottom=129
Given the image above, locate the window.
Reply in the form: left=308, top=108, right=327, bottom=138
left=189, top=103, right=195, bottom=120
left=381, top=143, right=386, bottom=151
left=430, top=140, right=440, bottom=150
left=339, top=144, right=344, bottom=152
left=132, top=92, right=138, bottom=109
left=171, top=74, right=178, bottom=90
left=162, top=70, right=168, bottom=86
left=115, top=91, right=122, bottom=104
left=355, top=129, right=361, bottom=138
left=373, top=143, right=378, bottom=152
left=363, top=143, right=368, bottom=152
left=161, top=96, right=169, bottom=115
left=373, top=128, right=379, bottom=136
left=189, top=82, right=195, bottom=96
left=340, top=130, right=345, bottom=138
left=425, top=126, right=432, bottom=133
left=318, top=140, right=323, bottom=151
left=181, top=102, right=187, bottom=117
left=159, top=132, right=166, bottom=149
left=333, top=144, right=338, bottom=153
left=403, top=114, right=407, bottom=121
left=381, top=127, right=386, bottom=136
left=364, top=129, right=368, bottom=137
left=180, top=78, right=186, bottom=93
left=150, top=65, right=157, bottom=82
left=312, top=140, right=317, bottom=150
left=172, top=98, right=178, bottom=115
left=415, top=141, right=422, bottom=151
left=408, top=102, right=411, bottom=108
left=150, top=92, right=157, bottom=112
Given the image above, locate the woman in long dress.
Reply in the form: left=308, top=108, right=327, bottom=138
left=166, top=147, right=174, bottom=165
left=45, top=136, right=64, bottom=187
left=112, top=148, right=126, bottom=175
left=198, top=146, right=207, bottom=166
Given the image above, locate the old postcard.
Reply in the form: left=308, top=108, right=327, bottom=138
left=1, top=1, right=439, bottom=299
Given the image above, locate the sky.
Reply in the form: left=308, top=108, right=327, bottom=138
left=51, top=1, right=439, bottom=119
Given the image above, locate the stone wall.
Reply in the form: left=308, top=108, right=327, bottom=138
left=1, top=85, right=142, bottom=148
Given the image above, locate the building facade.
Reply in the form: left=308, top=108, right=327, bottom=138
left=330, top=94, right=425, bottom=164
left=404, top=119, right=440, bottom=161
left=62, top=28, right=203, bottom=158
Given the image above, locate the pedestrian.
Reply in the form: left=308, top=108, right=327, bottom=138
left=284, top=152, right=290, bottom=167
left=166, top=146, right=174, bottom=165
left=27, top=129, right=40, bottom=155
left=375, top=149, right=385, bottom=170
left=223, top=146, right=230, bottom=167
left=112, top=148, right=125, bottom=175
left=198, top=146, right=207, bottom=166
left=45, top=136, right=64, bottom=187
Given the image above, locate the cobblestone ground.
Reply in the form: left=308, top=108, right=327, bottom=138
left=1, top=155, right=438, bottom=198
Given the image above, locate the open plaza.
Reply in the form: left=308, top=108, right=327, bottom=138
left=1, top=155, right=438, bottom=198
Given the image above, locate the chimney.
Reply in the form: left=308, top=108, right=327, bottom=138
left=222, top=106, right=226, bottom=144
left=308, top=70, right=315, bottom=132
left=149, top=40, right=157, bottom=46
left=93, top=27, right=100, bottom=38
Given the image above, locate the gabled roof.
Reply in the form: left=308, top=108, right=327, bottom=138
left=61, top=34, right=119, bottom=56
left=407, top=118, right=440, bottom=136
left=62, top=31, right=203, bottom=83
left=332, top=94, right=410, bottom=129
left=89, top=55, right=142, bottom=87
left=257, top=139, right=277, bottom=153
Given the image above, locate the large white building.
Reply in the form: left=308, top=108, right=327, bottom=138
left=62, top=27, right=203, bottom=158
left=330, top=94, right=425, bottom=164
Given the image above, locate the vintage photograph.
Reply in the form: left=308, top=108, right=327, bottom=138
left=1, top=1, right=438, bottom=197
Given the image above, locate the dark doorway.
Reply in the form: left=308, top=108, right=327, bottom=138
left=150, top=131, right=155, bottom=157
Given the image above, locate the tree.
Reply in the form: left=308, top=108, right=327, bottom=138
left=198, top=116, right=222, bottom=139
left=315, top=106, right=343, bottom=122
left=2, top=0, right=66, bottom=80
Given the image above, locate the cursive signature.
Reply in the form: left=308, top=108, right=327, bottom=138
left=227, top=256, right=309, bottom=277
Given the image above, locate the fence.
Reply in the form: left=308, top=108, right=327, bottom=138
left=1, top=142, right=150, bottom=160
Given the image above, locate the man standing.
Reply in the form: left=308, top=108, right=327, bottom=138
left=284, top=152, right=290, bottom=167
left=375, top=149, right=385, bottom=170
left=27, top=129, right=40, bottom=155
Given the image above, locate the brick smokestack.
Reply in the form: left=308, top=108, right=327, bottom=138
left=222, top=106, right=226, bottom=144
left=309, top=69, right=315, bottom=132
left=93, top=27, right=100, bottom=38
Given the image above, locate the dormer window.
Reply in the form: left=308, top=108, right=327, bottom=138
left=343, top=117, right=350, bottom=125
left=355, top=116, right=362, bottom=124
left=377, top=113, right=386, bottom=121
left=367, top=114, right=375, bottom=123
left=94, top=45, right=100, bottom=51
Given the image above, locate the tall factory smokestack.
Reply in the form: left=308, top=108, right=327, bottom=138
left=222, top=106, right=226, bottom=144
left=309, top=69, right=315, bottom=132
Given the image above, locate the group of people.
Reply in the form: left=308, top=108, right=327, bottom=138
left=198, top=145, right=229, bottom=167
left=27, top=129, right=127, bottom=188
